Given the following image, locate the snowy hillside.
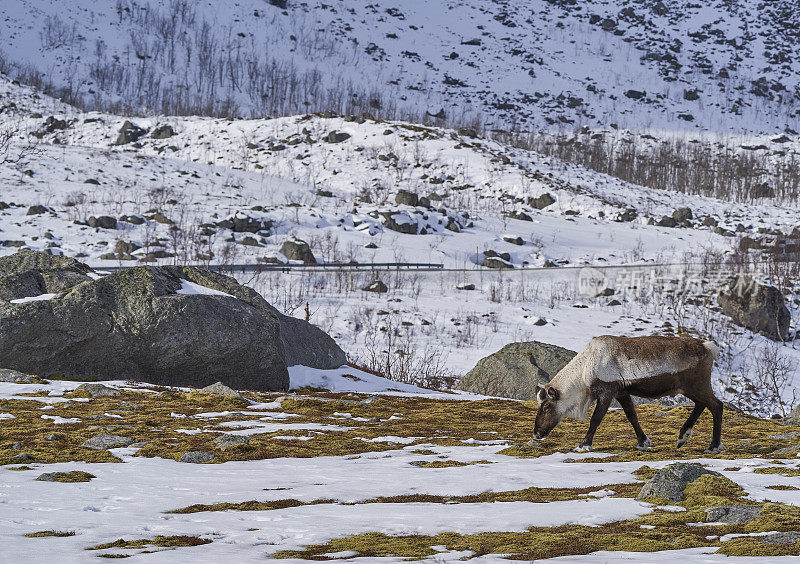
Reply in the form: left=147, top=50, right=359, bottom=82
left=1, top=0, right=799, bottom=134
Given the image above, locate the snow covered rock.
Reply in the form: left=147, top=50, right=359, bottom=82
left=0, top=250, right=347, bottom=390
left=718, top=275, right=790, bottom=341
left=113, top=120, right=146, bottom=145
left=637, top=463, right=721, bottom=502
left=457, top=341, right=576, bottom=400
left=362, top=280, right=388, bottom=293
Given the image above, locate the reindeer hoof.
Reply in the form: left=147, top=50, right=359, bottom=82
left=636, top=437, right=652, bottom=451
left=704, top=444, right=723, bottom=455
left=677, top=429, right=692, bottom=447
left=573, top=444, right=592, bottom=453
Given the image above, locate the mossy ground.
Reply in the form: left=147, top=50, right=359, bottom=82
left=4, top=383, right=800, bottom=559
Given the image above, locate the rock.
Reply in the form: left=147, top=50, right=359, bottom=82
left=503, top=236, right=524, bottom=246
left=625, top=89, right=646, bottom=100
left=705, top=505, right=762, bottom=524
left=119, top=215, right=146, bottom=225
left=702, top=216, right=719, bottom=227
left=26, top=205, right=49, bottom=215
left=88, top=216, right=118, bottom=230
left=382, top=212, right=418, bottom=234
left=482, top=256, right=513, bottom=269
left=0, top=249, right=93, bottom=302
left=456, top=341, right=577, bottom=399
left=636, top=463, right=722, bottom=502
left=615, top=208, right=638, bottom=222
left=76, top=383, right=120, bottom=398
left=279, top=240, right=317, bottom=264
left=148, top=211, right=173, bottom=224
left=113, top=120, right=146, bottom=145
left=213, top=434, right=250, bottom=450
left=324, top=131, right=350, bottom=143
left=456, top=284, right=475, bottom=291
left=395, top=190, right=419, bottom=207
left=240, top=236, right=259, bottom=246
left=672, top=207, right=693, bottom=223
left=151, top=124, right=175, bottom=139
left=0, top=250, right=346, bottom=389
left=0, top=368, right=37, bottom=383
left=718, top=275, right=789, bottom=341
left=786, top=405, right=800, bottom=424
left=82, top=434, right=135, bottom=450
left=199, top=382, right=243, bottom=398
left=656, top=215, right=677, bottom=228
left=44, top=433, right=65, bottom=441
left=761, top=532, right=800, bottom=545
left=35, top=473, right=57, bottom=482
left=115, top=241, right=141, bottom=255
left=508, top=210, right=533, bottom=222
left=179, top=451, right=216, bottom=463
left=233, top=216, right=271, bottom=233
left=362, top=280, right=388, bottom=293
left=13, top=453, right=34, bottom=461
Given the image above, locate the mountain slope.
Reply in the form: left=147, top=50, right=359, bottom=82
left=1, top=0, right=798, bottom=134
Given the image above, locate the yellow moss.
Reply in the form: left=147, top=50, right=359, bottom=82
left=753, top=466, right=800, bottom=477
left=36, top=470, right=96, bottom=482
left=87, top=535, right=211, bottom=550
left=682, top=474, right=749, bottom=508
left=25, top=530, right=76, bottom=538
left=718, top=537, right=800, bottom=557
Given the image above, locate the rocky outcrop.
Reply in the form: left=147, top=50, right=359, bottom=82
left=0, top=250, right=346, bottom=390
left=113, top=120, right=146, bottom=145
left=456, top=341, right=577, bottom=399
left=718, top=275, right=789, bottom=341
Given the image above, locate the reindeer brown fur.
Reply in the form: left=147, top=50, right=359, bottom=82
left=533, top=335, right=723, bottom=453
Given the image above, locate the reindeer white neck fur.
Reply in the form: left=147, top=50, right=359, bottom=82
left=546, top=336, right=716, bottom=421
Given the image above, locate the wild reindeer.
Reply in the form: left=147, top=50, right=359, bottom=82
left=533, top=335, right=723, bottom=453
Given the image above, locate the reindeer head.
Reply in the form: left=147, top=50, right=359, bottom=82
left=533, top=384, right=563, bottom=439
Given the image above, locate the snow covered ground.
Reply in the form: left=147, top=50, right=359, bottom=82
left=3, top=375, right=800, bottom=562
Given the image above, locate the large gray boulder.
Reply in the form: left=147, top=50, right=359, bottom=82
left=0, top=249, right=93, bottom=302
left=0, top=251, right=346, bottom=390
left=456, top=341, right=576, bottom=399
left=718, top=275, right=789, bottom=341
left=705, top=505, right=762, bottom=524
left=280, top=240, right=317, bottom=264
left=637, top=463, right=721, bottom=502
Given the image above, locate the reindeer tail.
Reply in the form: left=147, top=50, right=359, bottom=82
left=702, top=340, right=720, bottom=361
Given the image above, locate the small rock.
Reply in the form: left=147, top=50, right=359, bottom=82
left=761, top=532, right=800, bottom=545
left=82, top=434, right=134, bottom=450
left=503, top=236, right=524, bottom=246
left=672, top=207, right=693, bottom=223
left=87, top=216, right=118, bottom=230
left=637, top=462, right=721, bottom=502
left=151, top=124, right=175, bottom=139
left=179, top=451, right=216, bottom=464
left=198, top=382, right=243, bottom=398
left=705, top=505, right=762, bottom=524
left=530, top=193, right=555, bottom=210
left=213, top=434, right=250, bottom=450
left=770, top=432, right=800, bottom=440
left=324, top=131, right=351, bottom=143
left=395, top=190, right=419, bottom=207
left=114, top=120, right=146, bottom=145
left=362, top=280, right=388, bottom=293
left=44, top=433, right=65, bottom=441
left=35, top=473, right=57, bottom=482
left=0, top=369, right=38, bottom=384
left=13, top=453, right=34, bottom=461
left=280, top=240, right=317, bottom=264
left=456, top=284, right=475, bottom=291
left=11, top=441, right=23, bottom=449
left=76, top=383, right=120, bottom=398
left=26, top=205, right=49, bottom=215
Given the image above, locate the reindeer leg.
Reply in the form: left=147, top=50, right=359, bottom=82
left=574, top=394, right=614, bottom=453
left=704, top=398, right=724, bottom=454
left=677, top=404, right=705, bottom=447
left=618, top=394, right=650, bottom=450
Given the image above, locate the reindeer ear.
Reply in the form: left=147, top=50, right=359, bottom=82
left=547, top=387, right=560, bottom=401
left=536, top=385, right=547, bottom=403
